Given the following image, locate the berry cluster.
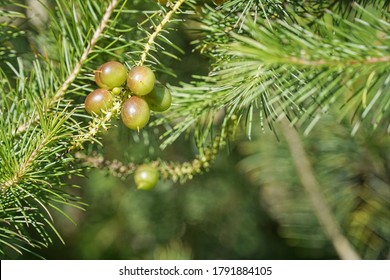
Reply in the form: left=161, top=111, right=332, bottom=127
left=84, top=61, right=171, bottom=190
left=84, top=61, right=171, bottom=131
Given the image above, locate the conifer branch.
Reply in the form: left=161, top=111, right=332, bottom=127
left=14, top=0, right=120, bottom=136
left=0, top=110, right=72, bottom=191
left=1, top=138, right=48, bottom=191
left=2, top=0, right=388, bottom=259
left=75, top=152, right=137, bottom=179
left=286, top=55, right=390, bottom=66
left=279, top=118, right=361, bottom=260
left=75, top=134, right=225, bottom=184
left=139, top=0, right=186, bottom=65
left=52, top=0, right=119, bottom=103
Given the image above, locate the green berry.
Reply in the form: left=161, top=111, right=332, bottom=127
left=127, top=66, right=156, bottom=96
left=95, top=61, right=127, bottom=89
left=112, top=87, right=122, bottom=95
left=134, top=164, right=159, bottom=190
left=143, top=84, right=172, bottom=112
left=121, top=96, right=150, bottom=131
left=84, top=88, right=113, bottom=115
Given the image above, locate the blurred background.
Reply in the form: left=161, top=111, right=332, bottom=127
left=40, top=135, right=338, bottom=260
left=37, top=112, right=390, bottom=260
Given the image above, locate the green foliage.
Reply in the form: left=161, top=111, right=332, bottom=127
left=0, top=0, right=389, bottom=259
left=160, top=4, right=389, bottom=150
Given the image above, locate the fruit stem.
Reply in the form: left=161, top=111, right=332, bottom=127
left=139, top=0, right=186, bottom=66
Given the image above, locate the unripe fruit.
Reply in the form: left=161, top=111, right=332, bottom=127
left=121, top=96, right=150, bottom=130
left=154, top=0, right=168, bottom=4
left=127, top=66, right=156, bottom=96
left=134, top=164, right=159, bottom=190
left=84, top=88, right=113, bottom=115
left=213, top=0, right=226, bottom=4
left=112, top=87, right=121, bottom=95
left=95, top=61, right=127, bottom=89
left=143, top=84, right=172, bottom=112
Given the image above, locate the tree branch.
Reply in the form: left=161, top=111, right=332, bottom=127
left=75, top=134, right=224, bottom=184
left=139, top=0, right=186, bottom=65
left=14, top=0, right=119, bottom=136
left=279, top=118, right=361, bottom=260
left=1, top=138, right=48, bottom=191
left=286, top=55, right=390, bottom=66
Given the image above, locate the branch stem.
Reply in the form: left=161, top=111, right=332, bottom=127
left=14, top=0, right=119, bottom=136
left=139, top=0, right=186, bottom=65
left=2, top=0, right=119, bottom=191
left=52, top=0, right=119, bottom=103
left=1, top=139, right=48, bottom=191
left=287, top=55, right=390, bottom=66
left=279, top=118, right=361, bottom=260
left=75, top=134, right=225, bottom=183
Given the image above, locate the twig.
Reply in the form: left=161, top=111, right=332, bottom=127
left=139, top=0, right=186, bottom=65
left=75, top=134, right=224, bottom=184
left=75, top=152, right=136, bottom=179
left=287, top=55, right=390, bottom=66
left=14, top=0, right=119, bottom=136
left=279, top=118, right=361, bottom=260
left=1, top=138, right=48, bottom=191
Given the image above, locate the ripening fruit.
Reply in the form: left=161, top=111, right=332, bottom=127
left=121, top=96, right=150, bottom=130
left=213, top=0, right=226, bottom=4
left=111, top=87, right=122, bottom=95
left=143, top=84, right=172, bottom=112
left=127, top=66, right=156, bottom=96
left=134, top=164, right=159, bottom=190
left=95, top=61, right=127, bottom=89
left=84, top=88, right=113, bottom=115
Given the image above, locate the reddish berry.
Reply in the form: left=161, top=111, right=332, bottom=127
left=84, top=88, right=113, bottom=115
left=127, top=66, right=156, bottom=96
left=95, top=61, right=127, bottom=89
left=121, top=96, right=150, bottom=130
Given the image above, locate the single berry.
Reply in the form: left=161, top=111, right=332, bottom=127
left=95, top=61, right=127, bottom=89
left=213, top=0, right=226, bottom=4
left=143, top=84, right=172, bottom=112
left=134, top=164, right=159, bottom=190
left=121, top=96, right=150, bottom=130
left=84, top=88, right=113, bottom=115
left=127, top=66, right=156, bottom=96
left=112, top=87, right=122, bottom=95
